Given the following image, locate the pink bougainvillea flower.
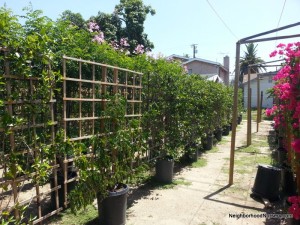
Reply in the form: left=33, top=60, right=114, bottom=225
left=269, top=50, right=277, bottom=57
left=293, top=122, right=299, bottom=129
left=292, top=139, right=300, bottom=153
left=265, top=108, right=272, bottom=117
left=289, top=196, right=300, bottom=204
left=289, top=203, right=300, bottom=220
left=288, top=196, right=300, bottom=220
left=277, top=43, right=286, bottom=48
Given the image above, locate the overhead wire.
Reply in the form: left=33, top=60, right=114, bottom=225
left=206, top=0, right=238, bottom=40
left=206, top=0, right=239, bottom=76
left=276, top=0, right=287, bottom=29
left=275, top=0, right=287, bottom=45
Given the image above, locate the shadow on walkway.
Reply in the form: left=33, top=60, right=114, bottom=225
left=203, top=184, right=265, bottom=212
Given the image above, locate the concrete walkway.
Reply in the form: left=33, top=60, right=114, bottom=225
left=126, top=120, right=282, bottom=225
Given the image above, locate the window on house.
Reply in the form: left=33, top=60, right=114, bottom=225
left=188, top=69, right=192, bottom=74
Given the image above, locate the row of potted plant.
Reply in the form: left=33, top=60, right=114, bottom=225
left=141, top=58, right=239, bottom=183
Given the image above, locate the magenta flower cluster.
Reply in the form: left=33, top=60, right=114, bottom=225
left=288, top=196, right=300, bottom=220
left=266, top=43, right=300, bottom=220
left=266, top=42, right=300, bottom=152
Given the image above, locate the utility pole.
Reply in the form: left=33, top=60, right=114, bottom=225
left=191, top=44, right=198, bottom=58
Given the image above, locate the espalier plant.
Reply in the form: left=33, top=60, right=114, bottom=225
left=0, top=8, right=57, bottom=183
left=69, top=94, right=146, bottom=212
left=0, top=7, right=60, bottom=224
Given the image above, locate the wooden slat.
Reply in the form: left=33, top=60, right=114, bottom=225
left=63, top=97, right=142, bottom=103
left=79, top=61, right=82, bottom=138
left=4, top=51, right=20, bottom=220
left=3, top=74, right=40, bottom=80
left=64, top=77, right=142, bottom=88
left=17, top=185, right=62, bottom=207
left=92, top=64, right=95, bottom=136
left=0, top=122, right=58, bottom=132
left=63, top=97, right=107, bottom=102
left=64, top=116, right=106, bottom=122
left=4, top=99, right=56, bottom=105
left=32, top=208, right=64, bottom=224
left=0, top=165, right=60, bottom=186
left=63, top=58, right=67, bottom=141
left=63, top=55, right=143, bottom=75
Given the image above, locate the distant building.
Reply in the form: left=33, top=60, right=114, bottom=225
left=242, top=71, right=277, bottom=109
left=167, top=54, right=230, bottom=85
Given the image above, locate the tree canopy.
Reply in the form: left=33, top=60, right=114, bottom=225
left=60, top=0, right=155, bottom=54
left=59, top=10, right=86, bottom=29
left=239, top=43, right=266, bottom=83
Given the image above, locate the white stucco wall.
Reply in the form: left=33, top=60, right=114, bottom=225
left=243, top=75, right=274, bottom=109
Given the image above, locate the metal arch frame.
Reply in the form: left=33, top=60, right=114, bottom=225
left=229, top=21, right=300, bottom=185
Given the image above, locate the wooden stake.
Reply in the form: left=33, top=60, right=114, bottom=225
left=229, top=42, right=240, bottom=185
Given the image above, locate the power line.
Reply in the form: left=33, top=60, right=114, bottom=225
left=206, top=0, right=238, bottom=40
left=276, top=0, right=287, bottom=29
left=275, top=0, right=287, bottom=45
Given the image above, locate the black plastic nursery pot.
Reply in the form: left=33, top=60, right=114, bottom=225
left=287, top=217, right=300, bottom=225
left=237, top=114, right=242, bottom=124
left=222, top=125, right=230, bottom=136
left=281, top=166, right=297, bottom=196
left=97, top=183, right=129, bottom=225
left=252, top=164, right=281, bottom=201
left=155, top=156, right=174, bottom=183
left=183, top=143, right=199, bottom=163
left=202, top=134, right=213, bottom=150
left=277, top=146, right=287, bottom=166
left=214, top=128, right=222, bottom=142
left=184, top=149, right=199, bottom=163
left=50, top=171, right=77, bottom=209
left=278, top=136, right=284, bottom=148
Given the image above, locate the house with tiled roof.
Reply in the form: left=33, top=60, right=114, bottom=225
left=167, top=54, right=230, bottom=85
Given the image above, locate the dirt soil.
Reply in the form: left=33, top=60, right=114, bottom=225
left=125, top=119, right=290, bottom=225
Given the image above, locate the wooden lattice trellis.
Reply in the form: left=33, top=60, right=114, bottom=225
left=58, top=55, right=143, bottom=213
left=62, top=55, right=143, bottom=142
left=0, top=53, right=143, bottom=224
left=0, top=49, right=60, bottom=224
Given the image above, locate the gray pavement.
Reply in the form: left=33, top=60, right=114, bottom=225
left=126, top=120, right=284, bottom=225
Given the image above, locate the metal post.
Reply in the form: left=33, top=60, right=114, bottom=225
left=247, top=67, right=251, bottom=146
left=229, top=42, right=240, bottom=185
left=260, top=91, right=263, bottom=122
left=250, top=88, right=252, bottom=135
left=256, top=74, right=260, bottom=132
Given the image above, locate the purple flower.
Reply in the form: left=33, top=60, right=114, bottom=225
left=92, top=32, right=105, bottom=44
left=120, top=38, right=129, bottom=47
left=88, top=21, right=100, bottom=32
left=134, top=44, right=144, bottom=54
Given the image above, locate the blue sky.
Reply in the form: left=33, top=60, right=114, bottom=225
left=1, top=0, right=300, bottom=74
